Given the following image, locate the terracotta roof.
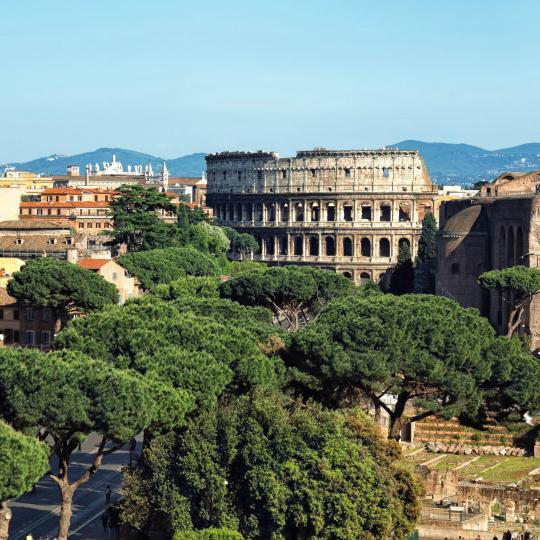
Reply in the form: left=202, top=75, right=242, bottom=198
left=77, top=258, right=111, bottom=270
left=42, top=187, right=117, bottom=195
left=0, top=288, right=16, bottom=306
left=21, top=201, right=110, bottom=208
left=0, top=220, right=69, bottom=230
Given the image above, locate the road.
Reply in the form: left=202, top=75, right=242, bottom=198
left=9, top=433, right=138, bottom=539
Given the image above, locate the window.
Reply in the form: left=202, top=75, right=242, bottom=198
left=293, top=236, right=303, bottom=256
left=361, top=205, right=372, bottom=221
left=112, top=272, right=118, bottom=281
left=308, top=236, right=319, bottom=256
left=96, top=222, right=101, bottom=229
left=379, top=238, right=391, bottom=257
left=37, top=209, right=43, bottom=216
left=87, top=222, right=93, bottom=228
left=311, top=169, right=316, bottom=178
left=343, top=237, right=353, bottom=256
left=383, top=167, right=390, bottom=178
left=57, top=209, right=61, bottom=215
left=399, top=206, right=411, bottom=222
left=26, top=308, right=35, bottom=321
left=47, top=209, right=52, bottom=215
left=66, top=237, right=73, bottom=245
left=257, top=171, right=262, bottom=181
left=104, top=223, right=110, bottom=229
left=79, top=223, right=84, bottom=229
left=343, top=204, right=353, bottom=222
left=25, top=331, right=35, bottom=346
left=451, top=263, right=460, bottom=275
left=42, top=309, right=51, bottom=321
left=70, top=196, right=74, bottom=201
left=294, top=203, right=304, bottom=222
left=344, top=168, right=351, bottom=178
left=282, top=170, right=287, bottom=179
left=16, top=238, right=23, bottom=245
left=325, top=236, right=336, bottom=256
left=380, top=204, right=391, bottom=222
left=13, top=309, right=19, bottom=321
left=361, top=238, right=371, bottom=257
left=41, top=332, right=51, bottom=348
left=326, top=203, right=336, bottom=222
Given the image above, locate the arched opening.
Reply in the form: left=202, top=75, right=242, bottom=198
left=265, top=237, right=275, bottom=256
left=507, top=226, right=515, bottom=267
left=516, top=226, right=525, bottom=263
left=343, top=203, right=353, bottom=222
left=418, top=204, right=432, bottom=222
left=254, top=235, right=262, bottom=254
left=399, top=204, right=411, bottom=222
left=228, top=204, right=234, bottom=221
left=310, top=203, right=320, bottom=222
left=280, top=203, right=289, bottom=222
left=361, top=238, right=371, bottom=257
left=398, top=238, right=411, bottom=253
left=380, top=204, right=391, bottom=222
left=294, top=203, right=304, bottom=222
left=308, top=236, right=319, bottom=256
left=294, top=236, right=303, bottom=256
left=499, top=227, right=506, bottom=268
left=360, top=272, right=371, bottom=284
left=279, top=236, right=288, bottom=255
left=361, top=203, right=372, bottom=221
left=268, top=204, right=276, bottom=222
left=326, top=203, right=336, bottom=222
left=343, top=271, right=353, bottom=279
left=255, top=203, right=263, bottom=222
left=343, top=237, right=353, bottom=256
left=379, top=238, right=390, bottom=257
left=235, top=203, right=242, bottom=221
left=245, top=203, right=253, bottom=221
left=325, top=236, right=336, bottom=256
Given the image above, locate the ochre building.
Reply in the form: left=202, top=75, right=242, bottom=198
left=206, top=148, right=438, bottom=284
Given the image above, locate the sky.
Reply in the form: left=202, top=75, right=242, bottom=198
left=1, top=0, right=539, bottom=162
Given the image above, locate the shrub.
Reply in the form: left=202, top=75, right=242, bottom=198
left=173, top=529, right=243, bottom=540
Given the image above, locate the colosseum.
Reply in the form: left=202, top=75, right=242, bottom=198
left=206, top=148, right=438, bottom=285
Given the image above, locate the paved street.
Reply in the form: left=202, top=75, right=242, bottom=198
left=9, top=434, right=138, bottom=539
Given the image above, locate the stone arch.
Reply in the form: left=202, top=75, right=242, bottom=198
left=342, top=201, right=354, bottom=222
left=308, top=235, right=319, bottom=256
left=280, top=202, right=289, bottom=222
left=398, top=237, right=411, bottom=254
left=235, top=203, right=242, bottom=221
left=265, top=236, right=275, bottom=256
left=255, top=203, right=263, bottom=222
left=294, top=203, right=304, bottom=222
left=361, top=237, right=371, bottom=257
left=379, top=237, right=390, bottom=257
left=267, top=203, right=276, bottom=222
left=325, top=236, right=336, bottom=256
left=343, top=237, right=354, bottom=256
left=279, top=236, right=288, bottom=255
left=499, top=227, right=506, bottom=268
left=343, top=271, right=353, bottom=280
left=507, top=226, right=515, bottom=267
left=360, top=272, right=371, bottom=284
left=326, top=202, right=336, bottom=222
left=310, top=202, right=320, bottom=222
left=516, top=226, right=525, bottom=263
left=293, top=235, right=303, bottom=256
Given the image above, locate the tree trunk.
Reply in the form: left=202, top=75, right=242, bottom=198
left=388, top=391, right=410, bottom=440
left=0, top=502, right=12, bottom=540
left=57, top=484, right=74, bottom=540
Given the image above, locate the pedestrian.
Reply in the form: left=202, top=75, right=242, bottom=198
left=101, top=510, right=109, bottom=532
left=105, top=485, right=112, bottom=505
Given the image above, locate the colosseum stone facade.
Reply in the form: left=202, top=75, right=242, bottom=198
left=206, top=148, right=438, bottom=285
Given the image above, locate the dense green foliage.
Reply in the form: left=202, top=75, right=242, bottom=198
left=55, top=295, right=283, bottom=394
left=0, top=421, right=49, bottom=502
left=220, top=266, right=354, bottom=330
left=415, top=213, right=438, bottom=294
left=223, top=227, right=259, bottom=258
left=118, top=247, right=221, bottom=290
left=287, top=294, right=540, bottom=438
left=122, top=392, right=421, bottom=539
left=8, top=258, right=119, bottom=332
left=389, top=241, right=414, bottom=294
left=189, top=222, right=230, bottom=257
left=173, top=529, right=243, bottom=540
left=108, top=185, right=177, bottom=252
left=151, top=276, right=222, bottom=301
left=479, top=266, right=540, bottom=337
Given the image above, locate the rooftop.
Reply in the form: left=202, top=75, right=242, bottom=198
left=77, top=258, right=112, bottom=270
left=0, top=220, right=70, bottom=230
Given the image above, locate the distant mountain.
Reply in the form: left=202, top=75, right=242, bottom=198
left=390, top=140, right=540, bottom=185
left=1, top=147, right=207, bottom=178
left=4, top=141, right=540, bottom=186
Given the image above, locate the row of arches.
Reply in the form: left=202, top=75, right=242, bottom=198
left=252, top=235, right=411, bottom=258
left=498, top=225, right=525, bottom=268
left=215, top=200, right=430, bottom=224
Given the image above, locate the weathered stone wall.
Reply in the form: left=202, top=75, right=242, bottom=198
left=436, top=195, right=540, bottom=348
left=206, top=149, right=438, bottom=285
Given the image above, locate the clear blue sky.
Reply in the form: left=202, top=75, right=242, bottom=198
left=1, top=0, right=539, bottom=162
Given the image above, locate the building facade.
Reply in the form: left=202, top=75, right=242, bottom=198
left=206, top=148, right=438, bottom=284
left=436, top=170, right=540, bottom=349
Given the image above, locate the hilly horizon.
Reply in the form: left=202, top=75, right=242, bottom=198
left=3, top=141, right=540, bottom=185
